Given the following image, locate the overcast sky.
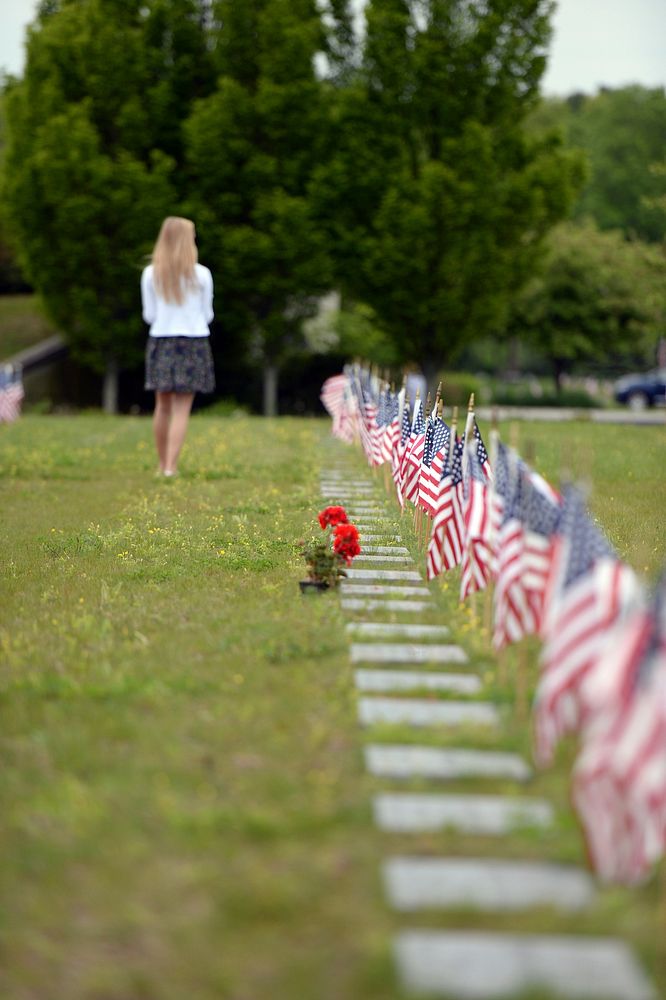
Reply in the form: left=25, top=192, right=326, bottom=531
left=1, top=0, right=665, bottom=97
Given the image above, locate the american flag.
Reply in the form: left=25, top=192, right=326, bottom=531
left=359, top=378, right=378, bottom=466
left=373, top=383, right=389, bottom=465
left=402, top=399, right=426, bottom=505
left=418, top=415, right=450, bottom=516
left=321, top=373, right=355, bottom=442
left=426, top=434, right=465, bottom=580
left=416, top=407, right=435, bottom=507
left=393, top=394, right=411, bottom=508
left=492, top=446, right=562, bottom=649
left=460, top=435, right=493, bottom=600
left=572, top=574, right=666, bottom=883
left=521, top=468, right=562, bottom=633
left=472, top=420, right=492, bottom=480
left=534, top=485, right=641, bottom=765
left=492, top=443, right=531, bottom=648
left=379, top=388, right=400, bottom=464
left=0, top=366, right=24, bottom=424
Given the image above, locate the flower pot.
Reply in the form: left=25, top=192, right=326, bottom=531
left=299, top=579, right=330, bottom=594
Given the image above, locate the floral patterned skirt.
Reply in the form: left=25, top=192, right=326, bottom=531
left=145, top=336, right=215, bottom=394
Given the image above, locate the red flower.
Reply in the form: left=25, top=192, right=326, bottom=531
left=333, top=522, right=361, bottom=564
left=318, top=505, right=348, bottom=530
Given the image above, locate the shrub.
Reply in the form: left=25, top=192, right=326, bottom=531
left=438, top=372, right=485, bottom=408
left=491, top=386, right=599, bottom=408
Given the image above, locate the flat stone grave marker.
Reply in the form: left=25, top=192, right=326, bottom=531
left=346, top=508, right=387, bottom=515
left=393, top=930, right=656, bottom=1000
left=353, top=555, right=414, bottom=564
left=320, top=472, right=368, bottom=479
left=351, top=643, right=468, bottom=664
left=364, top=745, right=531, bottom=782
left=348, top=513, right=389, bottom=521
left=320, top=485, right=375, bottom=493
left=359, top=697, right=499, bottom=729
left=349, top=513, right=387, bottom=519
left=346, top=569, right=422, bottom=581
left=384, top=857, right=595, bottom=912
left=354, top=669, right=481, bottom=695
left=322, top=499, right=378, bottom=506
left=341, top=599, right=433, bottom=613
left=347, top=622, right=449, bottom=639
left=354, top=523, right=395, bottom=531
left=320, top=490, right=377, bottom=497
left=357, top=534, right=403, bottom=543
left=321, top=498, right=378, bottom=505
left=322, top=498, right=378, bottom=504
left=373, top=792, right=553, bottom=834
left=320, top=474, right=371, bottom=480
left=358, top=546, right=410, bottom=555
left=340, top=584, right=432, bottom=597
left=345, top=501, right=385, bottom=507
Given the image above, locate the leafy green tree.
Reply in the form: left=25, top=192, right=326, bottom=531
left=529, top=87, right=666, bottom=242
left=2, top=0, right=215, bottom=409
left=312, top=0, right=584, bottom=383
left=185, top=0, right=333, bottom=415
left=0, top=94, right=29, bottom=293
left=508, top=221, right=666, bottom=390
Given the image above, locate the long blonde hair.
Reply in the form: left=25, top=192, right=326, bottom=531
left=151, top=217, right=198, bottom=303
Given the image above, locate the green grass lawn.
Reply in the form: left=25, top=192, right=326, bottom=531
left=1, top=414, right=664, bottom=1000
left=0, top=294, right=59, bottom=359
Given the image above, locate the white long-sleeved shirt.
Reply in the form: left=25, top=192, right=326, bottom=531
left=141, top=263, right=214, bottom=337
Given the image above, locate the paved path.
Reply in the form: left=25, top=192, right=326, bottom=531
left=476, top=405, right=666, bottom=425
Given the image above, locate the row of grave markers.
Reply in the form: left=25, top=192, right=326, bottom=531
left=319, top=461, right=657, bottom=1000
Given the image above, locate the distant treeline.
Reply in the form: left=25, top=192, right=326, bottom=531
left=1, top=2, right=664, bottom=411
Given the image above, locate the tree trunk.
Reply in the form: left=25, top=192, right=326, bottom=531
left=262, top=362, right=278, bottom=417
left=421, top=359, right=441, bottom=397
left=506, top=337, right=520, bottom=379
left=103, top=359, right=119, bottom=414
left=553, top=359, right=565, bottom=396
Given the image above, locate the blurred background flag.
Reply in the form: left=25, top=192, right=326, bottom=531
left=535, top=485, right=641, bottom=764
left=0, top=364, right=24, bottom=424
left=572, top=573, right=666, bottom=883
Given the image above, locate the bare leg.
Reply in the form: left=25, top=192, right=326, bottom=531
left=153, top=392, right=173, bottom=472
left=164, top=392, right=195, bottom=474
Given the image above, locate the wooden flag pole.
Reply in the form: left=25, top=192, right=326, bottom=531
left=515, top=642, right=529, bottom=721
left=498, top=646, right=508, bottom=688
left=656, top=854, right=666, bottom=980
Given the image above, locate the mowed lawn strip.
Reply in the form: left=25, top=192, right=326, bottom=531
left=0, top=415, right=664, bottom=998
left=1, top=415, right=409, bottom=1000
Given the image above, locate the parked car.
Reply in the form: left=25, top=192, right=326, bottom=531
left=614, top=368, right=666, bottom=409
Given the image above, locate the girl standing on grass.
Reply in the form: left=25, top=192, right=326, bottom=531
left=141, top=216, right=215, bottom=477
